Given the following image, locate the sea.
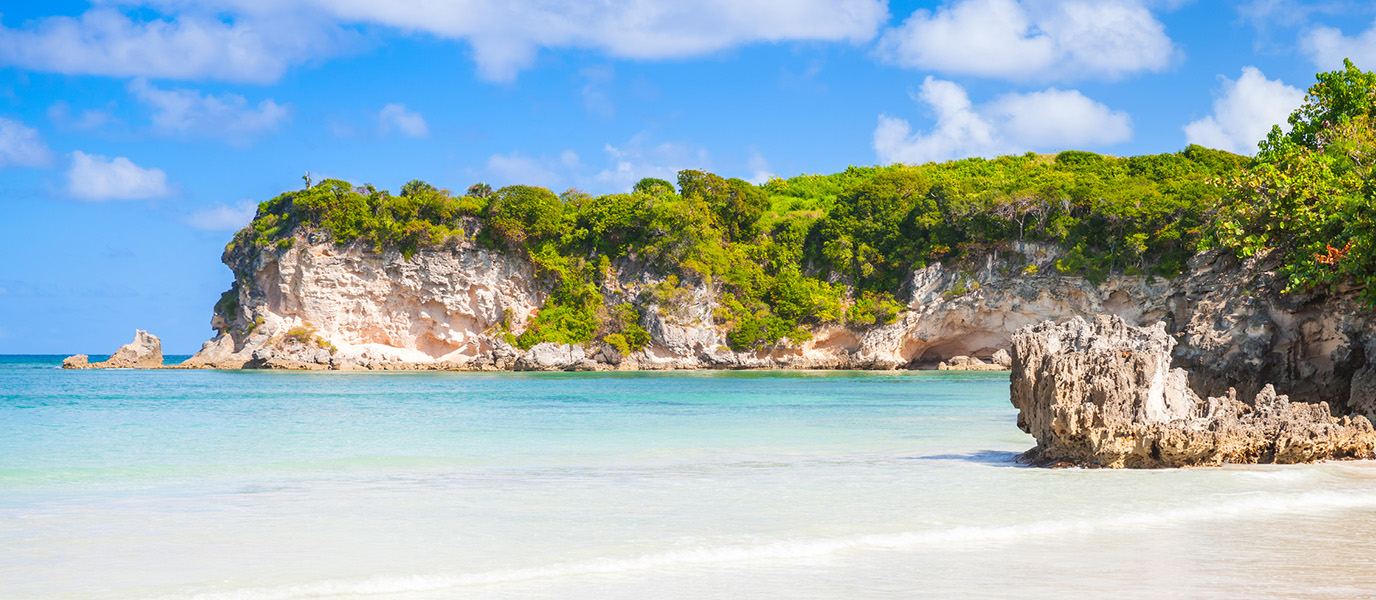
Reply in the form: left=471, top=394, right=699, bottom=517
left=3, top=355, right=1376, bottom=599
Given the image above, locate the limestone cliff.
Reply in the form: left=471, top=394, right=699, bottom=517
left=184, top=230, right=1376, bottom=421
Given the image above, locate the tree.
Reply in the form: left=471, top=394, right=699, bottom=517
left=485, top=185, right=564, bottom=246
left=675, top=170, right=768, bottom=242
left=467, top=182, right=494, bottom=198
left=632, top=177, right=674, bottom=196
left=1212, top=59, right=1376, bottom=302
left=400, top=179, right=439, bottom=197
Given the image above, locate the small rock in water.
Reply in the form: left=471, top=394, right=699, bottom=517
left=1009, top=315, right=1376, bottom=468
left=63, top=330, right=163, bottom=369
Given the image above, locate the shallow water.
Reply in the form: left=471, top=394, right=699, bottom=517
left=3, top=356, right=1374, bottom=599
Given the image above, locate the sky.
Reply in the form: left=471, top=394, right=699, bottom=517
left=0, top=0, right=1373, bottom=354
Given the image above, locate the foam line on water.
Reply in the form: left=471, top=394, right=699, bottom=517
left=155, top=490, right=1376, bottom=600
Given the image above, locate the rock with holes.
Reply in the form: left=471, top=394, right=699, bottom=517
left=1010, top=315, right=1376, bottom=467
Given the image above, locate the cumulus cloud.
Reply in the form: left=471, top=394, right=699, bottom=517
left=0, top=117, right=53, bottom=168
left=186, top=200, right=257, bottom=231
left=321, top=0, right=887, bottom=80
left=1301, top=19, right=1376, bottom=70
left=873, top=77, right=1132, bottom=164
left=128, top=79, right=288, bottom=143
left=0, top=8, right=351, bottom=83
left=1183, top=67, right=1305, bottom=155
left=68, top=0, right=885, bottom=82
left=876, top=0, right=1175, bottom=81
left=378, top=103, right=429, bottom=138
left=66, top=151, right=171, bottom=201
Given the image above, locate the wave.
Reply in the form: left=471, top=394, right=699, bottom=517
left=153, top=489, right=1376, bottom=600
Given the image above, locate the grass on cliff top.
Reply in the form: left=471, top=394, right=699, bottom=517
left=228, top=146, right=1246, bottom=352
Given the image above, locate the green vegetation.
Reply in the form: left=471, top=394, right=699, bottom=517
left=234, top=135, right=1258, bottom=352
left=285, top=323, right=337, bottom=355
left=1210, top=59, right=1376, bottom=304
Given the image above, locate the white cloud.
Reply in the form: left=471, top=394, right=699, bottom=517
left=128, top=79, right=288, bottom=143
left=1301, top=19, right=1376, bottom=70
left=1183, top=67, right=1305, bottom=155
left=66, top=151, right=171, bottom=201
left=0, top=8, right=350, bottom=83
left=0, top=117, right=53, bottom=168
left=130, top=0, right=888, bottom=82
left=876, top=0, right=1175, bottom=81
left=186, top=200, right=257, bottom=230
left=378, top=103, right=429, bottom=138
left=873, top=76, right=1131, bottom=164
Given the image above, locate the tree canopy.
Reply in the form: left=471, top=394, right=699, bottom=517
left=1210, top=59, right=1376, bottom=302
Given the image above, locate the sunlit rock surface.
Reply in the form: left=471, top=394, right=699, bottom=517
left=1010, top=315, right=1376, bottom=468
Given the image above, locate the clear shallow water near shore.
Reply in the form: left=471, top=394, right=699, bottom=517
left=3, top=356, right=1376, bottom=599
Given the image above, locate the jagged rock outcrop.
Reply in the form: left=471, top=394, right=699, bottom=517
left=1010, top=315, right=1376, bottom=467
left=63, top=330, right=164, bottom=369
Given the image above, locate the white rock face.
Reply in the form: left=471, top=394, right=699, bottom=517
left=183, top=234, right=1168, bottom=371
left=515, top=342, right=587, bottom=371
left=185, top=235, right=543, bottom=369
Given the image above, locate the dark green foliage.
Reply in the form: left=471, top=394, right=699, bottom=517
left=214, top=287, right=239, bottom=321
left=485, top=185, right=564, bottom=247
left=233, top=144, right=1249, bottom=350
left=677, top=170, right=770, bottom=242
left=632, top=177, right=674, bottom=196
left=466, top=182, right=494, bottom=198
left=232, top=178, right=481, bottom=259
left=845, top=291, right=902, bottom=328
left=1211, top=60, right=1376, bottom=303
left=804, top=149, right=1239, bottom=290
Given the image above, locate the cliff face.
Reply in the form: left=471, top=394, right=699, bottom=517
left=185, top=232, right=1376, bottom=420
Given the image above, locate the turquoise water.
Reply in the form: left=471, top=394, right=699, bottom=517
left=3, top=356, right=1376, bottom=599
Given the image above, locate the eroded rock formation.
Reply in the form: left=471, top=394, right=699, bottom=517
left=1010, top=315, right=1376, bottom=467
left=63, top=330, right=163, bottom=369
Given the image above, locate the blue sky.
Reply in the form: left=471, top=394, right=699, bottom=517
left=0, top=0, right=1372, bottom=354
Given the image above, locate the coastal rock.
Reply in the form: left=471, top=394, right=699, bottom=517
left=106, top=330, right=163, bottom=367
left=515, top=342, right=586, bottom=371
left=1010, top=315, right=1376, bottom=467
left=937, top=356, right=1006, bottom=371
left=63, top=330, right=163, bottom=369
left=992, top=349, right=1013, bottom=368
